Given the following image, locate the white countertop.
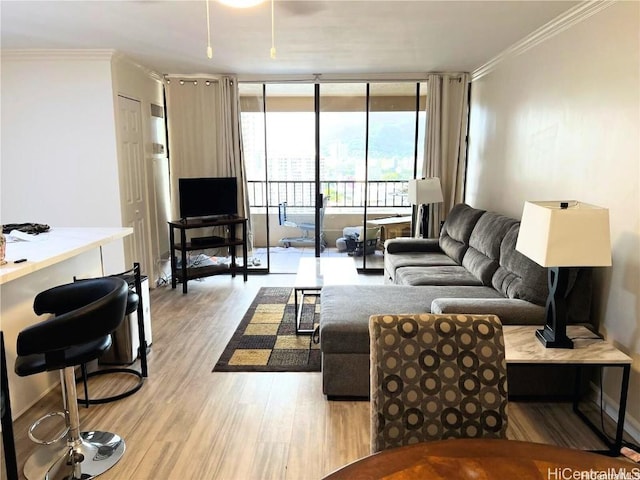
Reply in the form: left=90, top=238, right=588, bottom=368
left=0, top=227, right=133, bottom=285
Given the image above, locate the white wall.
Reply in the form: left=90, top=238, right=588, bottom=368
left=1, top=52, right=126, bottom=272
left=467, top=2, right=640, bottom=437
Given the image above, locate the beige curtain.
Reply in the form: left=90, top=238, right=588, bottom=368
left=166, top=76, right=253, bottom=249
left=166, top=79, right=219, bottom=219
left=423, top=73, right=470, bottom=237
left=218, top=77, right=252, bottom=250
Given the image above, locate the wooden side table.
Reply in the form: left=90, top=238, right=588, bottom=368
left=503, top=325, right=633, bottom=456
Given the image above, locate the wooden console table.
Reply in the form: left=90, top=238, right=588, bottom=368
left=169, top=216, right=248, bottom=293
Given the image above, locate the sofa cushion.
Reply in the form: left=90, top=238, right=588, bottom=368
left=462, top=212, right=519, bottom=286
left=384, top=237, right=441, bottom=254
left=395, top=266, right=484, bottom=286
left=491, top=224, right=548, bottom=305
left=439, top=203, right=485, bottom=263
left=385, top=251, right=457, bottom=280
left=320, top=284, right=503, bottom=354
left=431, top=298, right=545, bottom=325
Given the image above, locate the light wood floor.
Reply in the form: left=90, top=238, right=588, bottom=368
left=4, top=273, right=621, bottom=479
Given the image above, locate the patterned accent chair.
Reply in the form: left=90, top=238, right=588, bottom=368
left=369, top=313, right=508, bottom=453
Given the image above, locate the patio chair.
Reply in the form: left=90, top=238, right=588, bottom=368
left=278, top=196, right=328, bottom=251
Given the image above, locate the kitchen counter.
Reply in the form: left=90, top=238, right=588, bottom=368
left=1, top=227, right=132, bottom=417
left=1, top=227, right=132, bottom=284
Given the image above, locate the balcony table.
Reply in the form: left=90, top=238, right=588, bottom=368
left=367, top=215, right=412, bottom=245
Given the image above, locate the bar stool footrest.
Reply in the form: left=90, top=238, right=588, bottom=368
left=28, top=411, right=69, bottom=445
left=76, top=368, right=144, bottom=405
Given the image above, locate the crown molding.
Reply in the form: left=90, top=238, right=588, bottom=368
left=471, top=0, right=615, bottom=81
left=111, top=51, right=164, bottom=83
left=1, top=49, right=116, bottom=62
left=2, top=49, right=164, bottom=82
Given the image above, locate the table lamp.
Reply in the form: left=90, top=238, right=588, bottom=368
left=515, top=201, right=611, bottom=348
left=409, top=178, right=443, bottom=238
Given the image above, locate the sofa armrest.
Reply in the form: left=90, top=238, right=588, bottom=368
left=431, top=298, right=545, bottom=325
left=384, top=237, right=441, bottom=254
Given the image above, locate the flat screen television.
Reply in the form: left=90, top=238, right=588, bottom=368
left=179, top=177, right=238, bottom=219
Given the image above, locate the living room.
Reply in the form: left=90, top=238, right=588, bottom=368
left=1, top=1, right=638, bottom=479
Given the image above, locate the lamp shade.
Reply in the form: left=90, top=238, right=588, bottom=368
left=515, top=201, right=612, bottom=267
left=408, top=178, right=443, bottom=205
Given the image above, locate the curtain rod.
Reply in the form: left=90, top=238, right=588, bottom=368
left=237, top=72, right=467, bottom=84
left=164, top=73, right=223, bottom=81
left=165, top=79, right=218, bottom=86
left=164, top=72, right=467, bottom=85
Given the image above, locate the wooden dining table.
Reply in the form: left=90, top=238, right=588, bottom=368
left=323, top=439, right=638, bottom=480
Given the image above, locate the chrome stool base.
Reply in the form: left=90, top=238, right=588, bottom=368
left=24, top=431, right=125, bottom=480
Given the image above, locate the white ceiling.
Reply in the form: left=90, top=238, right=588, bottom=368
left=1, top=0, right=578, bottom=77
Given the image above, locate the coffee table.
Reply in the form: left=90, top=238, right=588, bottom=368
left=294, top=257, right=359, bottom=335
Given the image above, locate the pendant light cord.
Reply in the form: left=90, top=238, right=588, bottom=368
left=206, top=0, right=213, bottom=59
left=270, top=0, right=276, bottom=59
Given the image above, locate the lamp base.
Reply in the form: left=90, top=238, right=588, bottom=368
left=536, top=326, right=574, bottom=349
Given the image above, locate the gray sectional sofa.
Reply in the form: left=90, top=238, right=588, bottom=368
left=320, top=203, right=593, bottom=398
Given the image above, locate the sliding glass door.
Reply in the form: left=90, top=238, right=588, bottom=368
left=240, top=83, right=320, bottom=273
left=265, top=84, right=318, bottom=272
left=319, top=83, right=369, bottom=267
left=364, top=83, right=426, bottom=269
left=240, top=80, right=428, bottom=273
left=238, top=83, right=267, bottom=271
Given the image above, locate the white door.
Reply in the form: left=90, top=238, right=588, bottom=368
left=118, top=95, right=152, bottom=277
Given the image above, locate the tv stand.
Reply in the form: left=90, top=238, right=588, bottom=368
left=169, top=216, right=248, bottom=293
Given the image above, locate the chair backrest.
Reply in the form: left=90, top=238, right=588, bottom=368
left=76, top=263, right=141, bottom=315
left=369, top=313, right=508, bottom=453
left=318, top=195, right=328, bottom=230
left=278, top=202, right=288, bottom=226
left=17, top=277, right=129, bottom=358
left=1, top=331, right=19, bottom=480
left=278, top=196, right=329, bottom=229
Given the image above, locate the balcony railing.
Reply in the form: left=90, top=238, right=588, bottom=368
left=247, top=180, right=410, bottom=208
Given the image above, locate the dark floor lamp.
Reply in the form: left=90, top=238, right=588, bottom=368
left=409, top=178, right=443, bottom=238
left=515, top=201, right=611, bottom=348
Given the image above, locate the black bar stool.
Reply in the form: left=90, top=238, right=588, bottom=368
left=1, top=331, right=19, bottom=480
left=77, top=262, right=149, bottom=405
left=15, top=277, right=129, bottom=480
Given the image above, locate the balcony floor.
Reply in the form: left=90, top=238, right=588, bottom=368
left=249, top=246, right=385, bottom=273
